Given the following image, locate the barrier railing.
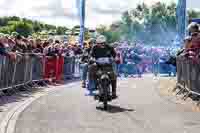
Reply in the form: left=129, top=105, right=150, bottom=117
left=176, top=48, right=200, bottom=97
left=63, top=56, right=75, bottom=79
left=0, top=54, right=80, bottom=91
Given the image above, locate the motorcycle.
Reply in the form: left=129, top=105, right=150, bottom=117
left=92, top=57, right=115, bottom=110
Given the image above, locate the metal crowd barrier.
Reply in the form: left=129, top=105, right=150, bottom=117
left=31, top=55, right=44, bottom=82
left=176, top=50, right=200, bottom=95
left=63, top=56, right=75, bottom=79
left=118, top=64, right=138, bottom=75
left=74, top=56, right=81, bottom=78
left=13, top=54, right=32, bottom=87
left=0, top=54, right=80, bottom=92
left=0, top=56, right=3, bottom=89
left=0, top=56, right=16, bottom=90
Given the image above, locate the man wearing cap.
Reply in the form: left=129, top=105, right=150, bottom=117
left=89, top=35, right=117, bottom=99
left=185, top=22, right=200, bottom=49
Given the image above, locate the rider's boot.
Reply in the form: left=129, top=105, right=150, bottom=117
left=111, top=80, right=117, bottom=99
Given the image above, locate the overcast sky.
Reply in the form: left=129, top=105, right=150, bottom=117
left=0, top=0, right=199, bottom=28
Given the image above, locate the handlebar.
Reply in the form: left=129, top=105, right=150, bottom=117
left=89, top=57, right=115, bottom=65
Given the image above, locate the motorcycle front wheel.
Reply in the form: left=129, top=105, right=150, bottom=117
left=101, top=80, right=110, bottom=110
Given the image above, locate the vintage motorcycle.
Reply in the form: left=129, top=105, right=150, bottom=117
left=92, top=57, right=116, bottom=110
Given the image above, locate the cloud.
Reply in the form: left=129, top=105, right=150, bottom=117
left=0, top=0, right=198, bottom=28
left=187, top=0, right=200, bottom=9
left=29, top=3, right=78, bottom=19
left=91, top=7, right=123, bottom=15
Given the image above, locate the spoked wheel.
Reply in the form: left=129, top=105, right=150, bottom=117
left=103, top=99, right=108, bottom=110
left=103, top=86, right=108, bottom=110
left=103, top=88, right=108, bottom=110
left=102, top=80, right=110, bottom=110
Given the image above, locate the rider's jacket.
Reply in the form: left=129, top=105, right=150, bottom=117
left=90, top=44, right=116, bottom=59
left=89, top=44, right=117, bottom=80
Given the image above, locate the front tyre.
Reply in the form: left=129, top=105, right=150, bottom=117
left=103, top=87, right=108, bottom=110
left=101, top=78, right=110, bottom=110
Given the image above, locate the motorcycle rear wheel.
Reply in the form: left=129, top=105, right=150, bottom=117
left=103, top=91, right=108, bottom=110
left=102, top=81, right=109, bottom=110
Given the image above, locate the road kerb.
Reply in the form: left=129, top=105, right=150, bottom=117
left=0, top=82, right=79, bottom=133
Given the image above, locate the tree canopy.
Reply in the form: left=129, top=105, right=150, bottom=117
left=97, top=2, right=200, bottom=46
left=0, top=16, right=71, bottom=37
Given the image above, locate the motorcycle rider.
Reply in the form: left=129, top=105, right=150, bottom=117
left=89, top=35, right=117, bottom=99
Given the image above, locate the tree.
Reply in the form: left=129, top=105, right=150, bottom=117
left=96, top=25, right=121, bottom=43
left=12, top=21, right=33, bottom=37
left=56, top=26, right=65, bottom=35
left=9, top=16, right=20, bottom=21
left=96, top=25, right=107, bottom=34
left=95, top=2, right=195, bottom=45
left=188, top=10, right=200, bottom=19
left=84, top=30, right=90, bottom=40
left=33, top=21, right=42, bottom=33
left=56, top=26, right=69, bottom=35
left=0, top=17, right=8, bottom=26
left=0, top=26, right=12, bottom=34
left=111, top=2, right=179, bottom=45
left=0, top=16, right=70, bottom=37
left=118, top=2, right=200, bottom=46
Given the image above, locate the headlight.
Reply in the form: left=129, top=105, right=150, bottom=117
left=97, top=70, right=102, bottom=75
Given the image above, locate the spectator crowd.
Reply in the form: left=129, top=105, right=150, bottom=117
left=113, top=42, right=177, bottom=77
left=0, top=34, right=83, bottom=60
left=0, top=34, right=85, bottom=85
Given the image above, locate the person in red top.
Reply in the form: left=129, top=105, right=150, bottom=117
left=115, top=52, right=122, bottom=76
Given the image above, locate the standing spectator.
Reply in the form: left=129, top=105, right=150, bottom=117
left=130, top=51, right=142, bottom=77
left=22, top=38, right=32, bottom=53
left=12, top=35, right=26, bottom=53
left=74, top=44, right=83, bottom=55
left=80, top=40, right=94, bottom=88
left=35, top=39, right=44, bottom=53
left=152, top=51, right=160, bottom=76
left=185, top=22, right=200, bottom=49
left=115, top=52, right=122, bottom=76
left=8, top=38, right=16, bottom=52
left=0, top=42, right=8, bottom=56
left=0, top=42, right=16, bottom=60
left=43, top=41, right=51, bottom=55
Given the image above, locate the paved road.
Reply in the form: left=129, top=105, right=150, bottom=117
left=15, top=76, right=200, bottom=133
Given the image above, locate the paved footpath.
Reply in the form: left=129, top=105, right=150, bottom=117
left=10, top=76, right=200, bottom=133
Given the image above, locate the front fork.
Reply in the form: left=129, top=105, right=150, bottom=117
left=98, top=78, right=111, bottom=95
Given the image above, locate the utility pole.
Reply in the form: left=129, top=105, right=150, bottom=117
left=176, top=0, right=187, bottom=42
left=79, top=0, right=85, bottom=47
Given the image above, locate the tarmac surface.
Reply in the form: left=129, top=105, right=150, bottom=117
left=12, top=76, right=200, bottom=133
